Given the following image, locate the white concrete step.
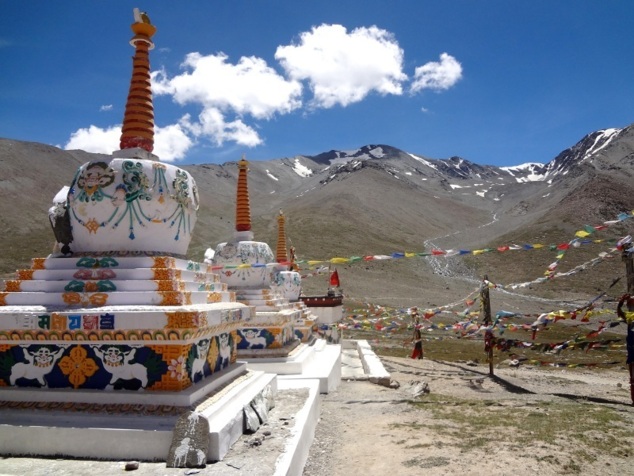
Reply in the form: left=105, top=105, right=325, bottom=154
left=278, top=343, right=342, bottom=394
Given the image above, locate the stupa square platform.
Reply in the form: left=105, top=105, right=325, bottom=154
left=0, top=364, right=279, bottom=462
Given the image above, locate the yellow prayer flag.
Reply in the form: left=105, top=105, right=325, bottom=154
left=329, top=257, right=349, bottom=264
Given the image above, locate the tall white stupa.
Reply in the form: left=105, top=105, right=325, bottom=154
left=0, top=9, right=277, bottom=464
left=212, top=157, right=300, bottom=355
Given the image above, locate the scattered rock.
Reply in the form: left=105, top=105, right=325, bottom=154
left=124, top=461, right=139, bottom=471
left=410, top=380, right=430, bottom=397
left=166, top=411, right=209, bottom=468
left=244, top=402, right=261, bottom=434
left=369, top=375, right=392, bottom=387
left=251, top=392, right=269, bottom=425
left=245, top=437, right=262, bottom=448
left=263, top=384, right=275, bottom=411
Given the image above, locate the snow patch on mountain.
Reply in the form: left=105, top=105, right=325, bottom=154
left=292, top=158, right=313, bottom=177
left=408, top=153, right=438, bottom=170
left=500, top=163, right=547, bottom=182
left=581, top=128, right=621, bottom=163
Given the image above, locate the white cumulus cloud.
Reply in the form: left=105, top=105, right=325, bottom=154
left=151, top=52, right=302, bottom=147
left=153, top=121, right=195, bottom=161
left=410, top=53, right=462, bottom=93
left=63, top=121, right=195, bottom=162
left=64, top=125, right=120, bottom=154
left=195, top=108, right=262, bottom=147
left=153, top=52, right=302, bottom=119
left=275, top=24, right=406, bottom=108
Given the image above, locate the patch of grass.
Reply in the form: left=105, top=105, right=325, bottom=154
left=404, top=397, right=633, bottom=463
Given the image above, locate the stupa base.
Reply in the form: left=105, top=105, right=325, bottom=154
left=0, top=364, right=278, bottom=463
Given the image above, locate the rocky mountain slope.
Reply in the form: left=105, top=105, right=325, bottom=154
left=1, top=123, right=633, bottom=306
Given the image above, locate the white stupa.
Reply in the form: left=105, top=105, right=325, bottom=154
left=0, top=10, right=278, bottom=464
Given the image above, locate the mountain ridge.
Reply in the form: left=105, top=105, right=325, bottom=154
left=1, top=122, right=633, bottom=305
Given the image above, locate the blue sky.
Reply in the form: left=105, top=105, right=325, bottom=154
left=1, top=1, right=633, bottom=166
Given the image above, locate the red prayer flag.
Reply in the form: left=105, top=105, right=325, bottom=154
left=330, top=269, right=340, bottom=287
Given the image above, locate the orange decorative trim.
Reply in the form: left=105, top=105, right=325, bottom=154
left=152, top=257, right=172, bottom=269
left=4, top=281, right=20, bottom=292
left=32, top=258, right=46, bottom=270
left=207, top=292, right=223, bottom=303
left=16, top=270, right=35, bottom=280
left=153, top=268, right=172, bottom=281
left=166, top=311, right=201, bottom=329
left=159, top=291, right=183, bottom=306
left=84, top=281, right=99, bottom=292
left=156, top=280, right=176, bottom=292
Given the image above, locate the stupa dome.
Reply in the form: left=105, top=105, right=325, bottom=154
left=52, top=9, right=199, bottom=258
left=67, top=158, right=199, bottom=256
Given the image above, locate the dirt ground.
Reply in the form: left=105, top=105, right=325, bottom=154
left=303, top=357, right=634, bottom=476
left=1, top=357, right=633, bottom=475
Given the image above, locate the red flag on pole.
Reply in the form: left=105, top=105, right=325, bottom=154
left=330, top=269, right=340, bottom=287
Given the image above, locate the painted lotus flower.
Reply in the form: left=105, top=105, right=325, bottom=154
left=168, top=356, right=187, bottom=380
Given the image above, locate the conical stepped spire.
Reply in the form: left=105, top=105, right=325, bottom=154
left=236, top=155, right=251, bottom=232
left=276, top=210, right=288, bottom=263
left=119, top=9, right=156, bottom=153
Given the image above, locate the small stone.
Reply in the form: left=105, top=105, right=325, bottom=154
left=124, top=461, right=139, bottom=471
left=263, top=430, right=272, bottom=437
left=246, top=437, right=262, bottom=448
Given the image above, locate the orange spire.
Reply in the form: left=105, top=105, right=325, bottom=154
left=276, top=210, right=288, bottom=263
left=236, top=155, right=251, bottom=232
left=119, top=9, right=156, bottom=153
